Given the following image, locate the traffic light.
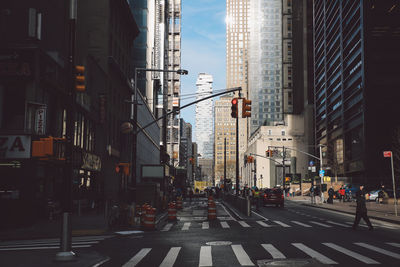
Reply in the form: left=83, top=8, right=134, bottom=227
left=75, top=65, right=85, bottom=92
left=266, top=150, right=271, bottom=157
left=242, top=98, right=252, bottom=118
left=247, top=156, right=254, bottom=163
left=231, top=98, right=238, bottom=118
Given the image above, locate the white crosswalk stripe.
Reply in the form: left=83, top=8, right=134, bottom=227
left=202, top=221, right=209, bottom=229
left=292, top=243, right=337, bottom=264
left=159, top=247, right=181, bottom=267
left=355, top=242, right=400, bottom=259
left=273, top=220, right=291, bottom=227
left=161, top=223, right=173, bottom=232
left=199, top=246, right=212, bottom=267
left=0, top=235, right=111, bottom=251
left=309, top=221, right=332, bottom=227
left=345, top=221, right=367, bottom=228
left=387, top=242, right=400, bottom=248
left=256, top=221, right=271, bottom=227
left=238, top=221, right=251, bottom=228
left=220, top=221, right=230, bottom=228
left=231, top=244, right=255, bottom=266
left=325, top=220, right=351, bottom=227
left=182, top=222, right=191, bottom=231
left=323, top=242, right=380, bottom=264
left=291, top=221, right=312, bottom=227
left=122, top=248, right=151, bottom=267
left=261, top=244, right=286, bottom=259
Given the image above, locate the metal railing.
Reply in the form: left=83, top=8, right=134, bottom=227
left=222, top=193, right=251, bottom=217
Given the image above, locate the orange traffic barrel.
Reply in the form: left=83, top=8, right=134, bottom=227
left=208, top=202, right=216, bottom=220
left=176, top=198, right=183, bottom=210
left=144, top=207, right=156, bottom=230
left=141, top=204, right=149, bottom=226
left=168, top=202, right=177, bottom=221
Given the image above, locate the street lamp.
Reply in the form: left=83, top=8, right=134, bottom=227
left=131, top=67, right=188, bottom=195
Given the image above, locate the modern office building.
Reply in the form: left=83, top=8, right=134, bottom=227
left=248, top=0, right=283, bottom=134
left=179, top=119, right=193, bottom=186
left=214, top=95, right=237, bottom=184
left=195, top=73, right=214, bottom=160
left=313, top=0, right=400, bottom=186
left=167, top=0, right=182, bottom=167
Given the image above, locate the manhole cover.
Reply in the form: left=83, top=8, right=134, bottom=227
left=205, top=241, right=232, bottom=246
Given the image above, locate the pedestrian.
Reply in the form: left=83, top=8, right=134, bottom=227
left=310, top=186, right=315, bottom=204
left=254, top=187, right=261, bottom=211
left=289, top=187, right=294, bottom=197
left=189, top=188, right=193, bottom=202
left=327, top=187, right=334, bottom=204
left=339, top=186, right=345, bottom=202
left=378, top=185, right=387, bottom=204
left=352, top=185, right=373, bottom=231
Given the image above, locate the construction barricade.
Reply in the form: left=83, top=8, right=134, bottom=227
left=143, top=207, right=156, bottom=230
left=176, top=197, right=183, bottom=210
left=168, top=202, right=177, bottom=221
left=208, top=200, right=217, bottom=220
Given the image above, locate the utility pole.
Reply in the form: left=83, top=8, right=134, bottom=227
left=282, top=146, right=286, bottom=190
left=55, top=0, right=76, bottom=261
left=319, top=144, right=324, bottom=203
left=224, top=138, right=227, bottom=191
left=235, top=93, right=240, bottom=195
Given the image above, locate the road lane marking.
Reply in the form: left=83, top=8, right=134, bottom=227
left=161, top=223, right=173, bottom=232
left=221, top=203, right=240, bottom=221
left=387, top=242, right=400, bottom=248
left=323, top=243, right=379, bottom=264
left=220, top=221, right=230, bottom=228
left=251, top=211, right=269, bottom=221
left=0, top=245, right=92, bottom=251
left=202, top=222, right=209, bottom=229
left=261, top=244, right=285, bottom=259
left=199, top=246, right=212, bottom=267
left=238, top=221, right=251, bottom=228
left=325, top=220, right=351, bottom=227
left=345, top=222, right=367, bottom=228
left=355, top=243, right=400, bottom=259
left=291, top=221, right=312, bottom=227
left=273, top=221, right=291, bottom=227
left=292, top=243, right=337, bottom=265
left=309, top=221, right=332, bottom=227
left=182, top=222, right=191, bottom=231
left=256, top=221, right=271, bottom=227
left=159, top=247, right=181, bottom=267
left=122, top=248, right=151, bottom=267
left=231, top=244, right=255, bottom=266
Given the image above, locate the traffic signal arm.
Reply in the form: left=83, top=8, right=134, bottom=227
left=75, top=65, right=85, bottom=92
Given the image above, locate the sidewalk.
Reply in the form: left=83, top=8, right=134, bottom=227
left=289, top=196, right=400, bottom=225
left=0, top=210, right=167, bottom=241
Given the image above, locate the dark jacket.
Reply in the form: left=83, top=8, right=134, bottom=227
left=356, top=189, right=367, bottom=213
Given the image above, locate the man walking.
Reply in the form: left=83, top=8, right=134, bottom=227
left=353, top=185, right=373, bottom=230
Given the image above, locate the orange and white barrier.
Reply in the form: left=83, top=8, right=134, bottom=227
left=208, top=200, right=216, bottom=220
left=143, top=206, right=156, bottom=230
left=168, top=202, right=177, bottom=221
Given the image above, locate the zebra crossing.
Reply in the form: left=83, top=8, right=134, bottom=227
left=0, top=235, right=112, bottom=251
left=160, top=218, right=391, bottom=232
left=119, top=241, right=400, bottom=266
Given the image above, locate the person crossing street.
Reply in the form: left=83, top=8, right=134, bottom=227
left=352, top=185, right=373, bottom=231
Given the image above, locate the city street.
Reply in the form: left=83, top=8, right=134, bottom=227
left=2, top=197, right=399, bottom=267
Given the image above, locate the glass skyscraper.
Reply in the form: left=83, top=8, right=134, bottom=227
left=249, top=0, right=283, bottom=134
left=195, top=73, right=214, bottom=159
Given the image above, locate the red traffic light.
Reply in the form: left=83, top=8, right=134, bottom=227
left=231, top=98, right=238, bottom=105
left=231, top=98, right=238, bottom=118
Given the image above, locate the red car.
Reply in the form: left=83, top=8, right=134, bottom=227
left=263, top=188, right=284, bottom=208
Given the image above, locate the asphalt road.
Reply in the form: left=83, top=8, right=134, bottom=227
left=1, top=198, right=399, bottom=267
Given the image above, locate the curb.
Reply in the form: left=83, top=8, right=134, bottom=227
left=302, top=203, right=400, bottom=225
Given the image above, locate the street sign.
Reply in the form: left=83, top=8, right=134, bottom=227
left=311, top=166, right=316, bottom=172
left=383, top=151, right=392, bottom=158
left=309, top=160, right=314, bottom=166
left=319, top=169, right=325, bottom=176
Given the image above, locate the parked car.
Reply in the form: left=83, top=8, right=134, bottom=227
left=367, top=190, right=380, bottom=201
left=263, top=188, right=284, bottom=208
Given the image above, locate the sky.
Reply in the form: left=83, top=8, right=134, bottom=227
left=180, top=0, right=226, bottom=141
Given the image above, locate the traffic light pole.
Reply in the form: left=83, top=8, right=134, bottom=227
left=224, top=138, right=227, bottom=191
left=55, top=0, right=76, bottom=261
